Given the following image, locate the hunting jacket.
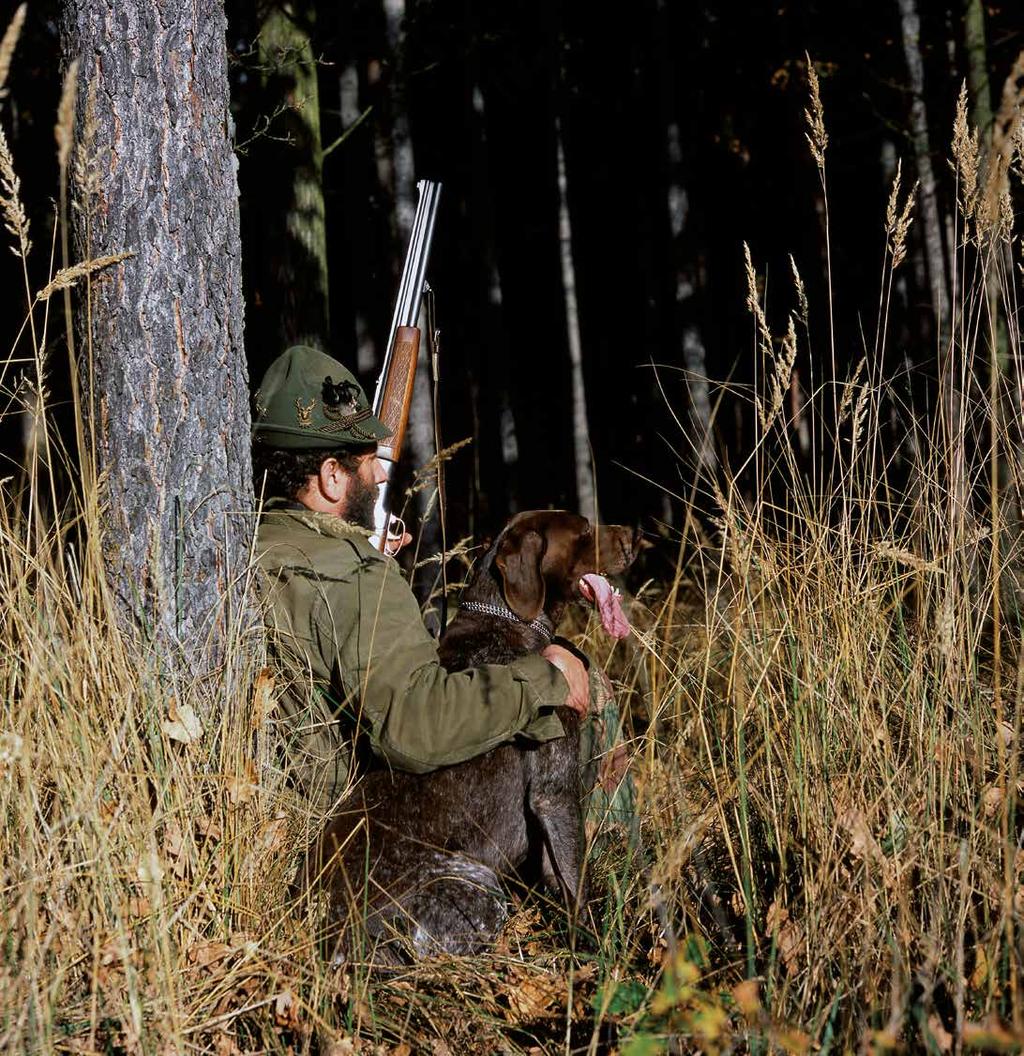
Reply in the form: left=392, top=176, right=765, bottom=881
left=257, top=506, right=566, bottom=811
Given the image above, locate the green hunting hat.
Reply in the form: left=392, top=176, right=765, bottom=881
left=252, top=346, right=392, bottom=449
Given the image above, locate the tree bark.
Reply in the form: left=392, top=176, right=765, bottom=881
left=247, top=0, right=329, bottom=369
left=896, top=0, right=949, bottom=339
left=62, top=0, right=253, bottom=670
left=380, top=0, right=440, bottom=566
left=962, top=0, right=993, bottom=141
left=555, top=118, right=597, bottom=522
left=656, top=0, right=716, bottom=477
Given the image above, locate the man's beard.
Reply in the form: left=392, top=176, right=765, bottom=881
left=344, top=473, right=378, bottom=531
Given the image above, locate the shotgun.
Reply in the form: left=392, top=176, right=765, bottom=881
left=370, top=179, right=442, bottom=554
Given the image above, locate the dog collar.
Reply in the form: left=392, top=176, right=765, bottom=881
left=457, top=600, right=555, bottom=642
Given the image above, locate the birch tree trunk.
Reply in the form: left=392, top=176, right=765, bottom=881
left=381, top=0, right=440, bottom=562
left=339, top=59, right=377, bottom=375
left=656, top=0, right=715, bottom=477
left=896, top=0, right=949, bottom=338
left=963, top=0, right=993, bottom=140
left=555, top=118, right=597, bottom=522
left=62, top=0, right=253, bottom=672
left=467, top=75, right=521, bottom=525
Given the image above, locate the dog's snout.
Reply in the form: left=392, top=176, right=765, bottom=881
left=593, top=524, right=641, bottom=575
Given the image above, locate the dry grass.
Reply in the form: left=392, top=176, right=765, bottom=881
left=4, top=24, right=1024, bottom=1055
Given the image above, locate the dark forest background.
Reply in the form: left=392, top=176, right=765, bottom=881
left=2, top=0, right=1020, bottom=547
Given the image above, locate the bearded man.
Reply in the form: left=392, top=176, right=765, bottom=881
left=252, top=346, right=589, bottom=813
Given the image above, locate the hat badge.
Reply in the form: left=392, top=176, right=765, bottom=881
left=322, top=375, right=362, bottom=421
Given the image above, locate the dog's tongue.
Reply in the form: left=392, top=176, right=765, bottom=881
left=580, top=574, right=630, bottom=639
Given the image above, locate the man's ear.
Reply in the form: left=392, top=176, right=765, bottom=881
left=495, top=528, right=546, bottom=621
left=318, top=457, right=346, bottom=504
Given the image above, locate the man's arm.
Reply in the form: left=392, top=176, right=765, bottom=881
left=314, top=545, right=572, bottom=773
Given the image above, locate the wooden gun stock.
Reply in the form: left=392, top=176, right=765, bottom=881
left=375, top=325, right=420, bottom=464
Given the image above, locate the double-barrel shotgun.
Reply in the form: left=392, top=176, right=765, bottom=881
left=369, top=179, right=442, bottom=554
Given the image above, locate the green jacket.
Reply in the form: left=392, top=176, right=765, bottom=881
left=257, top=506, right=567, bottom=810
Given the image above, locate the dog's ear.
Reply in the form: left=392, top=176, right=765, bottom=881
left=496, top=528, right=546, bottom=621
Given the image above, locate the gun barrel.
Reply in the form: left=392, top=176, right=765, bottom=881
left=374, top=180, right=442, bottom=414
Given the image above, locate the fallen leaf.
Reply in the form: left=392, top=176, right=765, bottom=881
left=274, top=989, right=300, bottom=1031
left=983, top=785, right=1004, bottom=818
left=766, top=901, right=803, bottom=975
left=504, top=970, right=564, bottom=1021
left=261, top=811, right=289, bottom=852
left=503, top=907, right=542, bottom=941
left=778, top=918, right=804, bottom=975
left=227, top=759, right=259, bottom=806
left=214, top=1032, right=242, bottom=1056
left=127, top=895, right=151, bottom=919
left=196, top=814, right=223, bottom=841
left=765, top=899, right=788, bottom=935
left=188, top=940, right=233, bottom=970
left=251, top=667, right=276, bottom=730
left=136, top=849, right=164, bottom=886
left=840, top=808, right=882, bottom=861
left=162, top=700, right=202, bottom=745
left=163, top=823, right=189, bottom=880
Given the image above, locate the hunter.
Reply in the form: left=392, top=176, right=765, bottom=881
left=252, top=345, right=590, bottom=813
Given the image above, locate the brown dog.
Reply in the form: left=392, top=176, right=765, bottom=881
left=294, top=510, right=639, bottom=964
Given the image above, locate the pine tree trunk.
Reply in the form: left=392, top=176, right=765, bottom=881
left=62, top=0, right=253, bottom=671
left=249, top=0, right=329, bottom=368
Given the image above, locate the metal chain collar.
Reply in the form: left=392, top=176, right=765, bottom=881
left=457, top=600, right=555, bottom=642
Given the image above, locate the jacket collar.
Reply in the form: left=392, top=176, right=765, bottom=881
left=259, top=499, right=374, bottom=544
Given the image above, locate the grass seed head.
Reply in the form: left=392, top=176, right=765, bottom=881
left=56, top=61, right=78, bottom=176
left=0, top=4, right=26, bottom=99
left=790, top=254, right=808, bottom=326
left=0, top=122, right=30, bottom=258
left=804, top=54, right=828, bottom=168
left=35, top=251, right=134, bottom=302
left=885, top=161, right=917, bottom=268
left=951, top=81, right=980, bottom=225
left=838, top=356, right=866, bottom=425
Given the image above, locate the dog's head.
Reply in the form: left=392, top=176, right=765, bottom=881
left=491, top=510, right=639, bottom=635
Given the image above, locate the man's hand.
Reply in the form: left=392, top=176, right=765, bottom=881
left=541, top=644, right=589, bottom=717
